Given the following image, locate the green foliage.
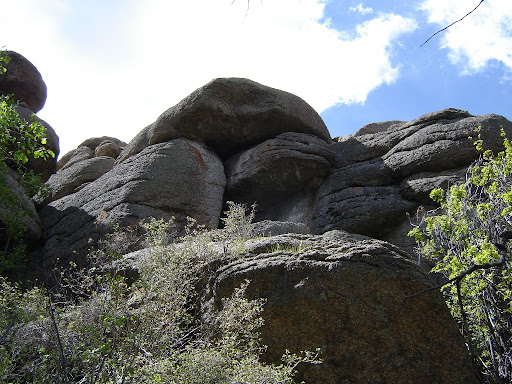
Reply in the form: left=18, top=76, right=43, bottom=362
left=0, top=50, right=54, bottom=272
left=409, top=128, right=512, bottom=383
left=0, top=49, right=9, bottom=73
left=0, top=203, right=320, bottom=383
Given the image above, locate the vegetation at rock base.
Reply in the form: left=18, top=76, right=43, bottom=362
left=0, top=49, right=54, bottom=272
left=409, top=128, right=512, bottom=383
left=0, top=202, right=320, bottom=383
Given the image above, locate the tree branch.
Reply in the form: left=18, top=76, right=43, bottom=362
left=420, top=0, right=485, bottom=47
left=406, top=231, right=512, bottom=299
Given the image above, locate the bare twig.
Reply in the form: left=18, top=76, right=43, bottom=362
left=420, top=0, right=485, bottom=47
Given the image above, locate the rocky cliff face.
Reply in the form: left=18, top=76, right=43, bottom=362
left=312, top=108, right=512, bottom=254
left=4, top=52, right=510, bottom=383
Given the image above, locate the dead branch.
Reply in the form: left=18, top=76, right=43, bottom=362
left=420, top=0, right=485, bottom=47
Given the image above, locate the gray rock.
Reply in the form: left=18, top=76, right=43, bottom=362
left=399, top=168, right=467, bottom=204
left=38, top=156, right=116, bottom=204
left=311, top=184, right=417, bottom=237
left=57, top=149, right=76, bottom=171
left=383, top=113, right=510, bottom=178
left=58, top=137, right=126, bottom=170
left=352, top=119, right=404, bottom=136
left=79, top=136, right=127, bottom=151
left=95, top=140, right=120, bottom=158
left=39, top=139, right=226, bottom=266
left=224, top=132, right=333, bottom=222
left=59, top=146, right=94, bottom=171
left=119, top=78, right=331, bottom=162
left=226, top=132, right=333, bottom=192
left=210, top=230, right=479, bottom=384
left=0, top=51, right=47, bottom=113
left=311, top=109, right=512, bottom=251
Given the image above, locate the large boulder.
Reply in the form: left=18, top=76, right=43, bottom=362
left=118, top=78, right=331, bottom=162
left=311, top=109, right=512, bottom=254
left=38, top=139, right=226, bottom=267
left=0, top=51, right=47, bottom=113
left=210, top=231, right=479, bottom=383
left=224, top=132, right=334, bottom=222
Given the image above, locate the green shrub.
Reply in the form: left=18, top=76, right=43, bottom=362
left=409, top=128, right=512, bottom=383
left=0, top=202, right=320, bottom=383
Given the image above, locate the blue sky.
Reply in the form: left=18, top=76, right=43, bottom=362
left=1, top=0, right=511, bottom=156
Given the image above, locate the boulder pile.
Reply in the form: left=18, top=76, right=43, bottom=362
left=4, top=51, right=511, bottom=383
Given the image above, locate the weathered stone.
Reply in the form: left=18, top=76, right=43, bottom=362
left=0, top=51, right=47, bottom=113
left=59, top=137, right=126, bottom=170
left=57, top=149, right=76, bottom=171
left=210, top=231, right=479, bottom=384
left=352, top=119, right=404, bottom=136
left=383, top=112, right=511, bottom=178
left=59, top=146, right=94, bottom=170
left=79, top=136, right=126, bottom=151
left=399, top=168, right=467, bottom=204
left=311, top=109, right=512, bottom=252
left=37, top=156, right=116, bottom=205
left=39, top=139, right=226, bottom=266
left=311, top=184, right=417, bottom=238
left=95, top=140, right=120, bottom=158
left=119, top=78, right=331, bottom=162
left=226, top=132, right=333, bottom=192
left=224, top=132, right=333, bottom=223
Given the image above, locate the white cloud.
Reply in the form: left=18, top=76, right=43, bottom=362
left=349, top=3, right=373, bottom=15
left=0, top=0, right=416, bottom=155
left=421, top=0, right=512, bottom=74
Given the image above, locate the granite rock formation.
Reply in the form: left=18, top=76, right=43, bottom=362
left=5, top=52, right=512, bottom=382
left=311, top=109, right=512, bottom=254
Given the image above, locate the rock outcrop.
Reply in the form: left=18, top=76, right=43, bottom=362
left=39, top=139, right=226, bottom=266
left=38, top=78, right=334, bottom=265
left=14, top=104, right=59, bottom=181
left=0, top=168, right=41, bottom=245
left=224, top=132, right=334, bottom=223
left=312, top=108, right=512, bottom=254
left=0, top=52, right=57, bottom=262
left=118, top=78, right=331, bottom=162
left=108, top=230, right=479, bottom=383
left=6, top=53, right=512, bottom=382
